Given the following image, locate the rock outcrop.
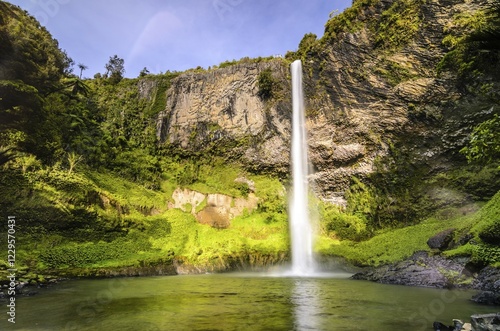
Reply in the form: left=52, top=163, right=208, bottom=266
left=156, top=61, right=291, bottom=174
left=427, top=229, right=456, bottom=251
left=170, top=187, right=258, bottom=228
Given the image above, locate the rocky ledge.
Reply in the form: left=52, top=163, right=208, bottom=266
left=434, top=313, right=500, bottom=331
left=351, top=251, right=472, bottom=288
left=352, top=251, right=500, bottom=305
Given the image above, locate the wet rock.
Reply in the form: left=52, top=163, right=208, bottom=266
left=473, top=266, right=500, bottom=305
left=351, top=251, right=469, bottom=288
left=471, top=313, right=500, bottom=331
left=427, top=229, right=455, bottom=250
left=434, top=321, right=454, bottom=330
left=433, top=319, right=471, bottom=331
left=452, top=319, right=471, bottom=331
left=471, top=291, right=500, bottom=306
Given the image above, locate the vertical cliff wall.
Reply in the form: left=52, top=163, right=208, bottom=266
left=156, top=61, right=292, bottom=173
left=153, top=0, right=498, bottom=210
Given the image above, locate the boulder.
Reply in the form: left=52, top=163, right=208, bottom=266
left=427, top=228, right=455, bottom=250
left=170, top=188, right=258, bottom=228
left=471, top=313, right=500, bottom=331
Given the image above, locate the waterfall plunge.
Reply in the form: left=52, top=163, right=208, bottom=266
left=289, top=60, right=316, bottom=276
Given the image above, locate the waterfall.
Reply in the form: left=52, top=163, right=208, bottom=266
left=289, top=60, right=315, bottom=276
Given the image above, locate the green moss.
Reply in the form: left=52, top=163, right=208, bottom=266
left=148, top=75, right=175, bottom=116
left=317, top=214, right=478, bottom=266
left=472, top=191, right=500, bottom=248
left=438, top=268, right=473, bottom=286
left=375, top=0, right=425, bottom=50
left=437, top=4, right=500, bottom=96
left=375, top=59, right=417, bottom=86
left=320, top=190, right=500, bottom=267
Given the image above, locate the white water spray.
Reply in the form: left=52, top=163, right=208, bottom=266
left=289, top=60, right=316, bottom=276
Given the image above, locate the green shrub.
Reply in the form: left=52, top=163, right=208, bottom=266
left=175, top=162, right=199, bottom=186
left=473, top=191, right=500, bottom=245
left=233, top=181, right=250, bottom=198
left=38, top=235, right=152, bottom=269
left=460, top=114, right=500, bottom=165
left=324, top=0, right=379, bottom=40
left=375, top=60, right=416, bottom=86
left=257, top=69, right=276, bottom=100
left=322, top=205, right=368, bottom=241
left=471, top=243, right=500, bottom=265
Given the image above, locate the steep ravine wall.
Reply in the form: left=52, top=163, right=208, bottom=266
left=153, top=0, right=496, bottom=207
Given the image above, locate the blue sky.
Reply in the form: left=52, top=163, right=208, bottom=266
left=8, top=0, right=351, bottom=78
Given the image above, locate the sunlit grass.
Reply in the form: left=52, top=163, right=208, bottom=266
left=316, top=207, right=491, bottom=267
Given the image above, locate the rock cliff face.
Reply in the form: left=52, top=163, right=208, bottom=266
left=156, top=62, right=292, bottom=173
left=170, top=187, right=259, bottom=228
left=155, top=0, right=495, bottom=206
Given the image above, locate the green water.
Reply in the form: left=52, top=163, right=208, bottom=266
left=3, top=273, right=498, bottom=331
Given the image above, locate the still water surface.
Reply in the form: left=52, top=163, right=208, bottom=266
left=5, top=273, right=499, bottom=331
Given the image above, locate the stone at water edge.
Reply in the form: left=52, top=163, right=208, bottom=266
left=471, top=313, right=500, bottom=331
left=461, top=323, right=472, bottom=331
left=453, top=319, right=472, bottom=331
left=433, top=321, right=454, bottom=330
left=472, top=291, right=500, bottom=306
left=432, top=319, right=472, bottom=331
left=433, top=319, right=471, bottom=331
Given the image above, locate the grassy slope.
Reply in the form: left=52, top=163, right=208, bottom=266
left=0, top=161, right=289, bottom=280
left=317, top=191, right=500, bottom=267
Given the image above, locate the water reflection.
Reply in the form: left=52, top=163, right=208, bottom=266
left=8, top=274, right=498, bottom=331
left=292, top=278, right=322, bottom=330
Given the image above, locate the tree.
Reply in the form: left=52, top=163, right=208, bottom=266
left=77, top=63, right=88, bottom=79
left=105, top=55, right=125, bottom=84
left=139, top=67, right=150, bottom=77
